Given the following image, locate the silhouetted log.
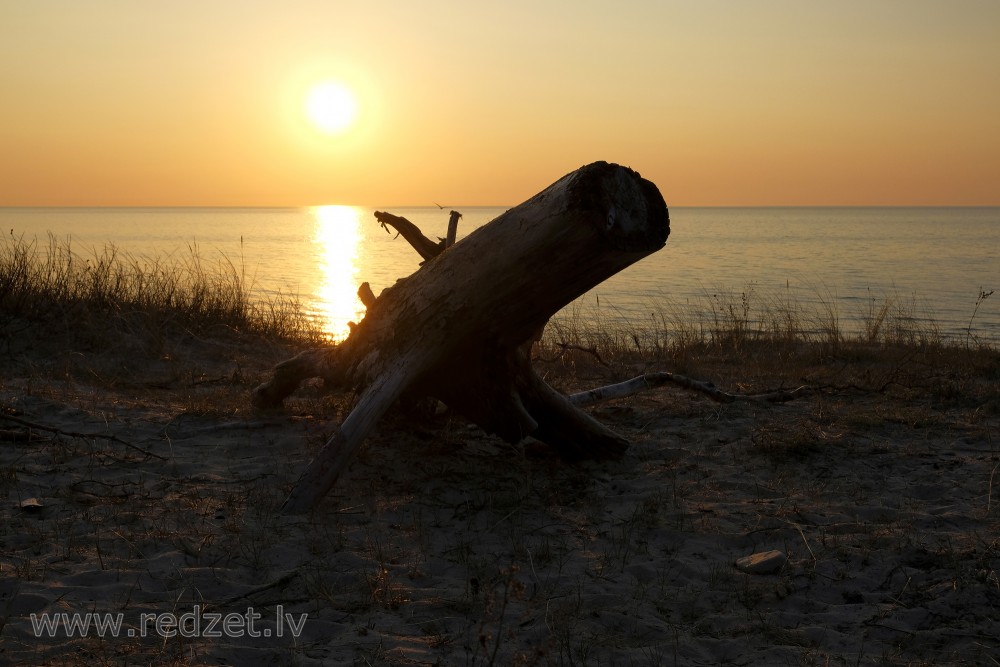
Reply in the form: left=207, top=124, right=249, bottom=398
left=255, top=161, right=669, bottom=513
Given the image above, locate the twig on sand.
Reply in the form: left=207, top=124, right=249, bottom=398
left=0, top=427, right=46, bottom=442
left=568, top=371, right=811, bottom=407
left=216, top=569, right=300, bottom=607
left=985, top=460, right=999, bottom=517
left=0, top=413, right=167, bottom=461
left=789, top=521, right=818, bottom=564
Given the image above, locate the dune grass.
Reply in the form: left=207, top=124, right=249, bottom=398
left=2, top=231, right=996, bottom=399
left=1, top=232, right=314, bottom=345
left=543, top=278, right=996, bottom=377
left=546, top=283, right=985, bottom=360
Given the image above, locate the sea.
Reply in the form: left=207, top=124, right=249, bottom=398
left=2, top=206, right=998, bottom=343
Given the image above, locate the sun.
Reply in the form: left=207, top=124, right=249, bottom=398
left=305, top=81, right=359, bottom=136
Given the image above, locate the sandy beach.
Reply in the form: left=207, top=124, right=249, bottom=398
left=5, top=0, right=1000, bottom=662
left=1, top=328, right=999, bottom=666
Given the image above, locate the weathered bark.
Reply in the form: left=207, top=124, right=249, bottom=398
left=256, top=161, right=669, bottom=513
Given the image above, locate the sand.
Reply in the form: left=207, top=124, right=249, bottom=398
left=2, top=336, right=999, bottom=666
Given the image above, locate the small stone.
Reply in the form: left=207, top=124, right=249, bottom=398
left=735, top=550, right=787, bottom=575
left=18, top=497, right=44, bottom=512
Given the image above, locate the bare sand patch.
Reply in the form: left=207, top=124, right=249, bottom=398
left=2, top=334, right=999, bottom=665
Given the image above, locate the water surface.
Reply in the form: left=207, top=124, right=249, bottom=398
left=4, top=206, right=997, bottom=342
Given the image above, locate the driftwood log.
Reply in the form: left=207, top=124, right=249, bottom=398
left=254, top=161, right=669, bottom=513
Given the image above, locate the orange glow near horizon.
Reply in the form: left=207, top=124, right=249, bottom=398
left=1, top=2, right=999, bottom=207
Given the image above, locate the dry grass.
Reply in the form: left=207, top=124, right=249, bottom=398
left=1, top=232, right=316, bottom=344
left=1, top=234, right=322, bottom=399
left=544, top=280, right=989, bottom=362
left=1, top=240, right=999, bottom=665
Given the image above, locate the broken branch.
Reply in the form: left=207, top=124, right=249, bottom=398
left=445, top=210, right=462, bottom=248
left=374, top=210, right=443, bottom=261
left=0, top=413, right=167, bottom=461
left=568, top=372, right=811, bottom=407
left=357, top=281, right=377, bottom=309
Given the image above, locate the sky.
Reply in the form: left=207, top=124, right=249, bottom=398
left=1, top=0, right=998, bottom=207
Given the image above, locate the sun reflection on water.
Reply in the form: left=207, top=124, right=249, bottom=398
left=312, top=205, right=365, bottom=341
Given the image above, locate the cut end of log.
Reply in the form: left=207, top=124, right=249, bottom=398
left=567, top=161, right=670, bottom=252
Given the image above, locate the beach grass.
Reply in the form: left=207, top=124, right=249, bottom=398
left=1, top=232, right=314, bottom=344
left=545, top=281, right=991, bottom=362
left=2, top=231, right=997, bottom=424
left=3, top=232, right=995, bottom=363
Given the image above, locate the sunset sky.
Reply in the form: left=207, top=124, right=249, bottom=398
left=2, top=1, right=998, bottom=207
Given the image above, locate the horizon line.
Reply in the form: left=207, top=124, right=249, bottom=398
left=3, top=203, right=999, bottom=210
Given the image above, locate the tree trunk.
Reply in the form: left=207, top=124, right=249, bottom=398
left=255, top=161, right=669, bottom=513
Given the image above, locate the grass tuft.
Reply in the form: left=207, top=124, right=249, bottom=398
left=1, top=232, right=318, bottom=345
left=544, top=279, right=996, bottom=366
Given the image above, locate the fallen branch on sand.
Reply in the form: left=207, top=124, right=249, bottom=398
left=0, top=412, right=167, bottom=461
left=568, top=372, right=812, bottom=407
